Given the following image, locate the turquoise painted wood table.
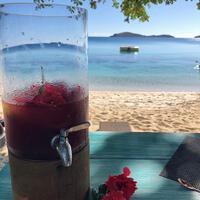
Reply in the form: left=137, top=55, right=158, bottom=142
left=1, top=132, right=200, bottom=200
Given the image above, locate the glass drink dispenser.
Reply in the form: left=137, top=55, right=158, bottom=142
left=0, top=3, right=89, bottom=200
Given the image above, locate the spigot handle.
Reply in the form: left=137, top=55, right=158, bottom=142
left=67, top=122, right=90, bottom=134
left=51, top=121, right=90, bottom=167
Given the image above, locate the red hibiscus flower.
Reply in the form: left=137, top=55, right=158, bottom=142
left=104, top=167, right=137, bottom=200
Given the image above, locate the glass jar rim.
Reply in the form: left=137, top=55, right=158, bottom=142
left=0, top=3, right=87, bottom=18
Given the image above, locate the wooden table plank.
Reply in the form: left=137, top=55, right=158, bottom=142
left=90, top=159, right=200, bottom=200
left=90, top=132, right=200, bottom=159
left=0, top=164, right=12, bottom=200
left=1, top=132, right=200, bottom=200
left=1, top=159, right=200, bottom=200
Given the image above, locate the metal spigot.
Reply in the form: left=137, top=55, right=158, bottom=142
left=51, top=122, right=90, bottom=167
left=51, top=129, right=72, bottom=167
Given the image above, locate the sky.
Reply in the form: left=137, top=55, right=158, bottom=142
left=0, top=0, right=200, bottom=38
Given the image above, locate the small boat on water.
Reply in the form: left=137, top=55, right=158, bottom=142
left=120, top=46, right=139, bottom=53
left=194, top=61, right=200, bottom=69
left=194, top=64, right=200, bottom=69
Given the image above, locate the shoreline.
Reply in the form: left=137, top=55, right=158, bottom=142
left=90, top=90, right=200, bottom=93
left=89, top=87, right=200, bottom=93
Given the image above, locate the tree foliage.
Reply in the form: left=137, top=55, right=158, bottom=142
left=34, top=0, right=200, bottom=22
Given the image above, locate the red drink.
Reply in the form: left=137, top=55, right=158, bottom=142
left=3, top=82, right=88, bottom=160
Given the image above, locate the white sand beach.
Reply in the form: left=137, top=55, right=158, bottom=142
left=1, top=91, right=200, bottom=170
left=89, top=91, right=200, bottom=132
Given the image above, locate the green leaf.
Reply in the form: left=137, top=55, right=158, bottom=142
left=197, top=2, right=200, bottom=9
left=98, top=184, right=108, bottom=195
left=90, top=1, right=97, bottom=9
left=87, top=188, right=98, bottom=200
left=113, top=0, right=119, bottom=9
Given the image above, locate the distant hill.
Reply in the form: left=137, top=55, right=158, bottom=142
left=111, top=32, right=144, bottom=37
left=195, top=35, right=200, bottom=38
left=110, top=32, right=175, bottom=38
left=149, top=34, right=175, bottom=38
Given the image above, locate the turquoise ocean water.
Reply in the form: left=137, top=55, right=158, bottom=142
left=88, top=37, right=200, bottom=91
left=2, top=37, right=200, bottom=92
